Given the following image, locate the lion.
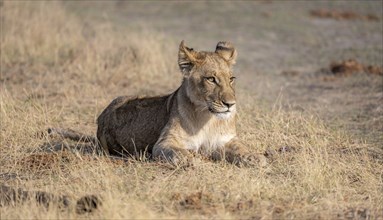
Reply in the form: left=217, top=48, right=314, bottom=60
left=95, top=41, right=266, bottom=166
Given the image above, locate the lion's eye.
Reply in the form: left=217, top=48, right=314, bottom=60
left=205, top=77, right=216, bottom=83
left=230, top=77, right=236, bottom=83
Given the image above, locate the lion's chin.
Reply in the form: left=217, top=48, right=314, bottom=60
left=213, top=111, right=232, bottom=120
left=208, top=108, right=233, bottom=120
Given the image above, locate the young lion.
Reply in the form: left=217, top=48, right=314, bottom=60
left=96, top=41, right=266, bottom=166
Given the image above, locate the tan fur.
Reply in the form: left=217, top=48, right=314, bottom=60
left=97, top=41, right=266, bottom=166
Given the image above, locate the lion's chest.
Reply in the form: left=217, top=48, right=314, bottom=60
left=184, top=124, right=235, bottom=153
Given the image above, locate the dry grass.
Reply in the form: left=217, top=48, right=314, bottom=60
left=1, top=2, right=382, bottom=219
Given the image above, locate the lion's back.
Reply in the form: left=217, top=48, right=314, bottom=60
left=97, top=95, right=171, bottom=156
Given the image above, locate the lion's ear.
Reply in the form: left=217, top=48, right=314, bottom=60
left=178, top=40, right=198, bottom=74
left=215, top=41, right=237, bottom=65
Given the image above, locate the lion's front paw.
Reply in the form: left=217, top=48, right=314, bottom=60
left=233, top=153, right=268, bottom=167
left=153, top=146, right=193, bottom=166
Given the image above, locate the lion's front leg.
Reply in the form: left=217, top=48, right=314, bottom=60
left=152, top=141, right=192, bottom=165
left=211, top=138, right=267, bottom=167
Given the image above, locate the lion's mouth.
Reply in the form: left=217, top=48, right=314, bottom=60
left=208, top=107, right=233, bottom=119
left=208, top=108, right=230, bottom=114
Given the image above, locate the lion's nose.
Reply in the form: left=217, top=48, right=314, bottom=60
left=222, top=100, right=236, bottom=108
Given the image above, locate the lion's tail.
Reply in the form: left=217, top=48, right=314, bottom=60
left=43, top=127, right=107, bottom=155
left=47, top=128, right=97, bottom=144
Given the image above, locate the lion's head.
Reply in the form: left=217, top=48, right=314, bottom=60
left=178, top=41, right=238, bottom=119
